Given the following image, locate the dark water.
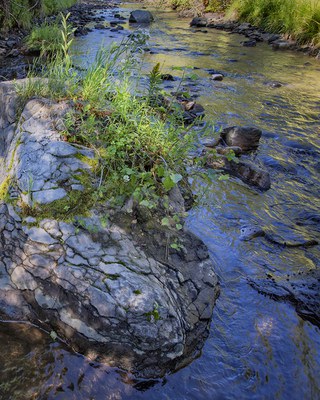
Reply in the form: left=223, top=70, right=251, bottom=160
left=1, top=4, right=320, bottom=399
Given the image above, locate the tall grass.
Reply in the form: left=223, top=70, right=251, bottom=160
left=0, top=0, right=77, bottom=30
left=41, top=0, right=77, bottom=15
left=25, top=21, right=63, bottom=55
left=228, top=0, right=320, bottom=47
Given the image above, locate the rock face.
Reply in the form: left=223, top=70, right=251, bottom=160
left=0, top=80, right=219, bottom=378
left=221, top=126, right=262, bottom=151
left=129, top=10, right=154, bottom=24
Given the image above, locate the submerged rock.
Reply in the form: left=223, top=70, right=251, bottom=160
left=0, top=80, right=219, bottom=378
left=241, top=39, right=257, bottom=47
left=204, top=152, right=271, bottom=191
left=240, top=225, right=265, bottom=241
left=249, top=268, right=320, bottom=327
left=228, top=159, right=271, bottom=190
left=221, top=126, right=262, bottom=151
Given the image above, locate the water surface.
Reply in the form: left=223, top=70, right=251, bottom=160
left=1, top=4, right=320, bottom=399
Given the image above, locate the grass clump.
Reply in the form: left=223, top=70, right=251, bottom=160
left=25, top=21, right=63, bottom=56
left=18, top=15, right=197, bottom=216
left=25, top=12, right=75, bottom=58
left=228, top=0, right=320, bottom=47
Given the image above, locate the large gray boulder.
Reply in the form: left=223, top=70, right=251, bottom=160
left=129, top=10, right=154, bottom=24
left=0, top=80, right=219, bottom=378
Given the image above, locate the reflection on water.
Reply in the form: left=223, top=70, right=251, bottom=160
left=1, top=3, right=320, bottom=399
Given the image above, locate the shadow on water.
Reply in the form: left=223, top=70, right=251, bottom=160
left=1, top=3, right=320, bottom=399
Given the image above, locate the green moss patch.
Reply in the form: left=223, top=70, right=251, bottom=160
left=0, top=176, right=11, bottom=201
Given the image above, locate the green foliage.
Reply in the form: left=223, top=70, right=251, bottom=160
left=0, top=0, right=77, bottom=30
left=25, top=12, right=74, bottom=58
left=147, top=62, right=163, bottom=102
left=19, top=23, right=197, bottom=217
left=145, top=302, right=160, bottom=322
left=25, top=21, right=63, bottom=55
left=41, top=0, right=77, bottom=15
left=205, top=0, right=232, bottom=12
left=228, top=0, right=320, bottom=47
left=170, top=0, right=194, bottom=10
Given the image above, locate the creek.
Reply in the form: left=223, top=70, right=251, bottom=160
left=1, top=3, right=320, bottom=399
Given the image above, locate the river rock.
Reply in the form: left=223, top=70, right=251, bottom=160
left=95, top=23, right=107, bottom=30
left=129, top=10, right=154, bottom=24
left=200, top=136, right=221, bottom=148
left=207, top=21, right=236, bottom=31
left=215, top=146, right=242, bottom=156
left=220, top=126, right=262, bottom=151
left=272, top=40, right=296, bottom=50
left=0, top=80, right=219, bottom=378
left=182, top=102, right=205, bottom=123
left=235, top=22, right=253, bottom=34
left=190, top=17, right=208, bottom=27
left=265, top=81, right=282, bottom=88
left=240, top=225, right=265, bottom=241
left=264, top=33, right=281, bottom=43
left=210, top=74, right=224, bottom=81
left=161, top=73, right=175, bottom=81
left=241, top=39, right=257, bottom=47
left=74, top=26, right=90, bottom=36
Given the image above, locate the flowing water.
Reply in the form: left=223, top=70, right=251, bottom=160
left=1, top=3, right=320, bottom=399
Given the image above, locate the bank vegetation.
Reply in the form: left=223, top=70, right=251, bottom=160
left=0, top=0, right=77, bottom=30
left=166, top=0, right=320, bottom=48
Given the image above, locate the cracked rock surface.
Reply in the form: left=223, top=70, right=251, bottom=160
left=0, top=80, right=219, bottom=378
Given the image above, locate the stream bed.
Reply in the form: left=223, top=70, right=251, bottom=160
left=1, top=3, right=320, bottom=399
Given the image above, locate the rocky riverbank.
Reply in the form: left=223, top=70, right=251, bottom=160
left=190, top=15, right=320, bottom=59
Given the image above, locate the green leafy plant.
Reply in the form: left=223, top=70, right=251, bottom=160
left=18, top=25, right=200, bottom=220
